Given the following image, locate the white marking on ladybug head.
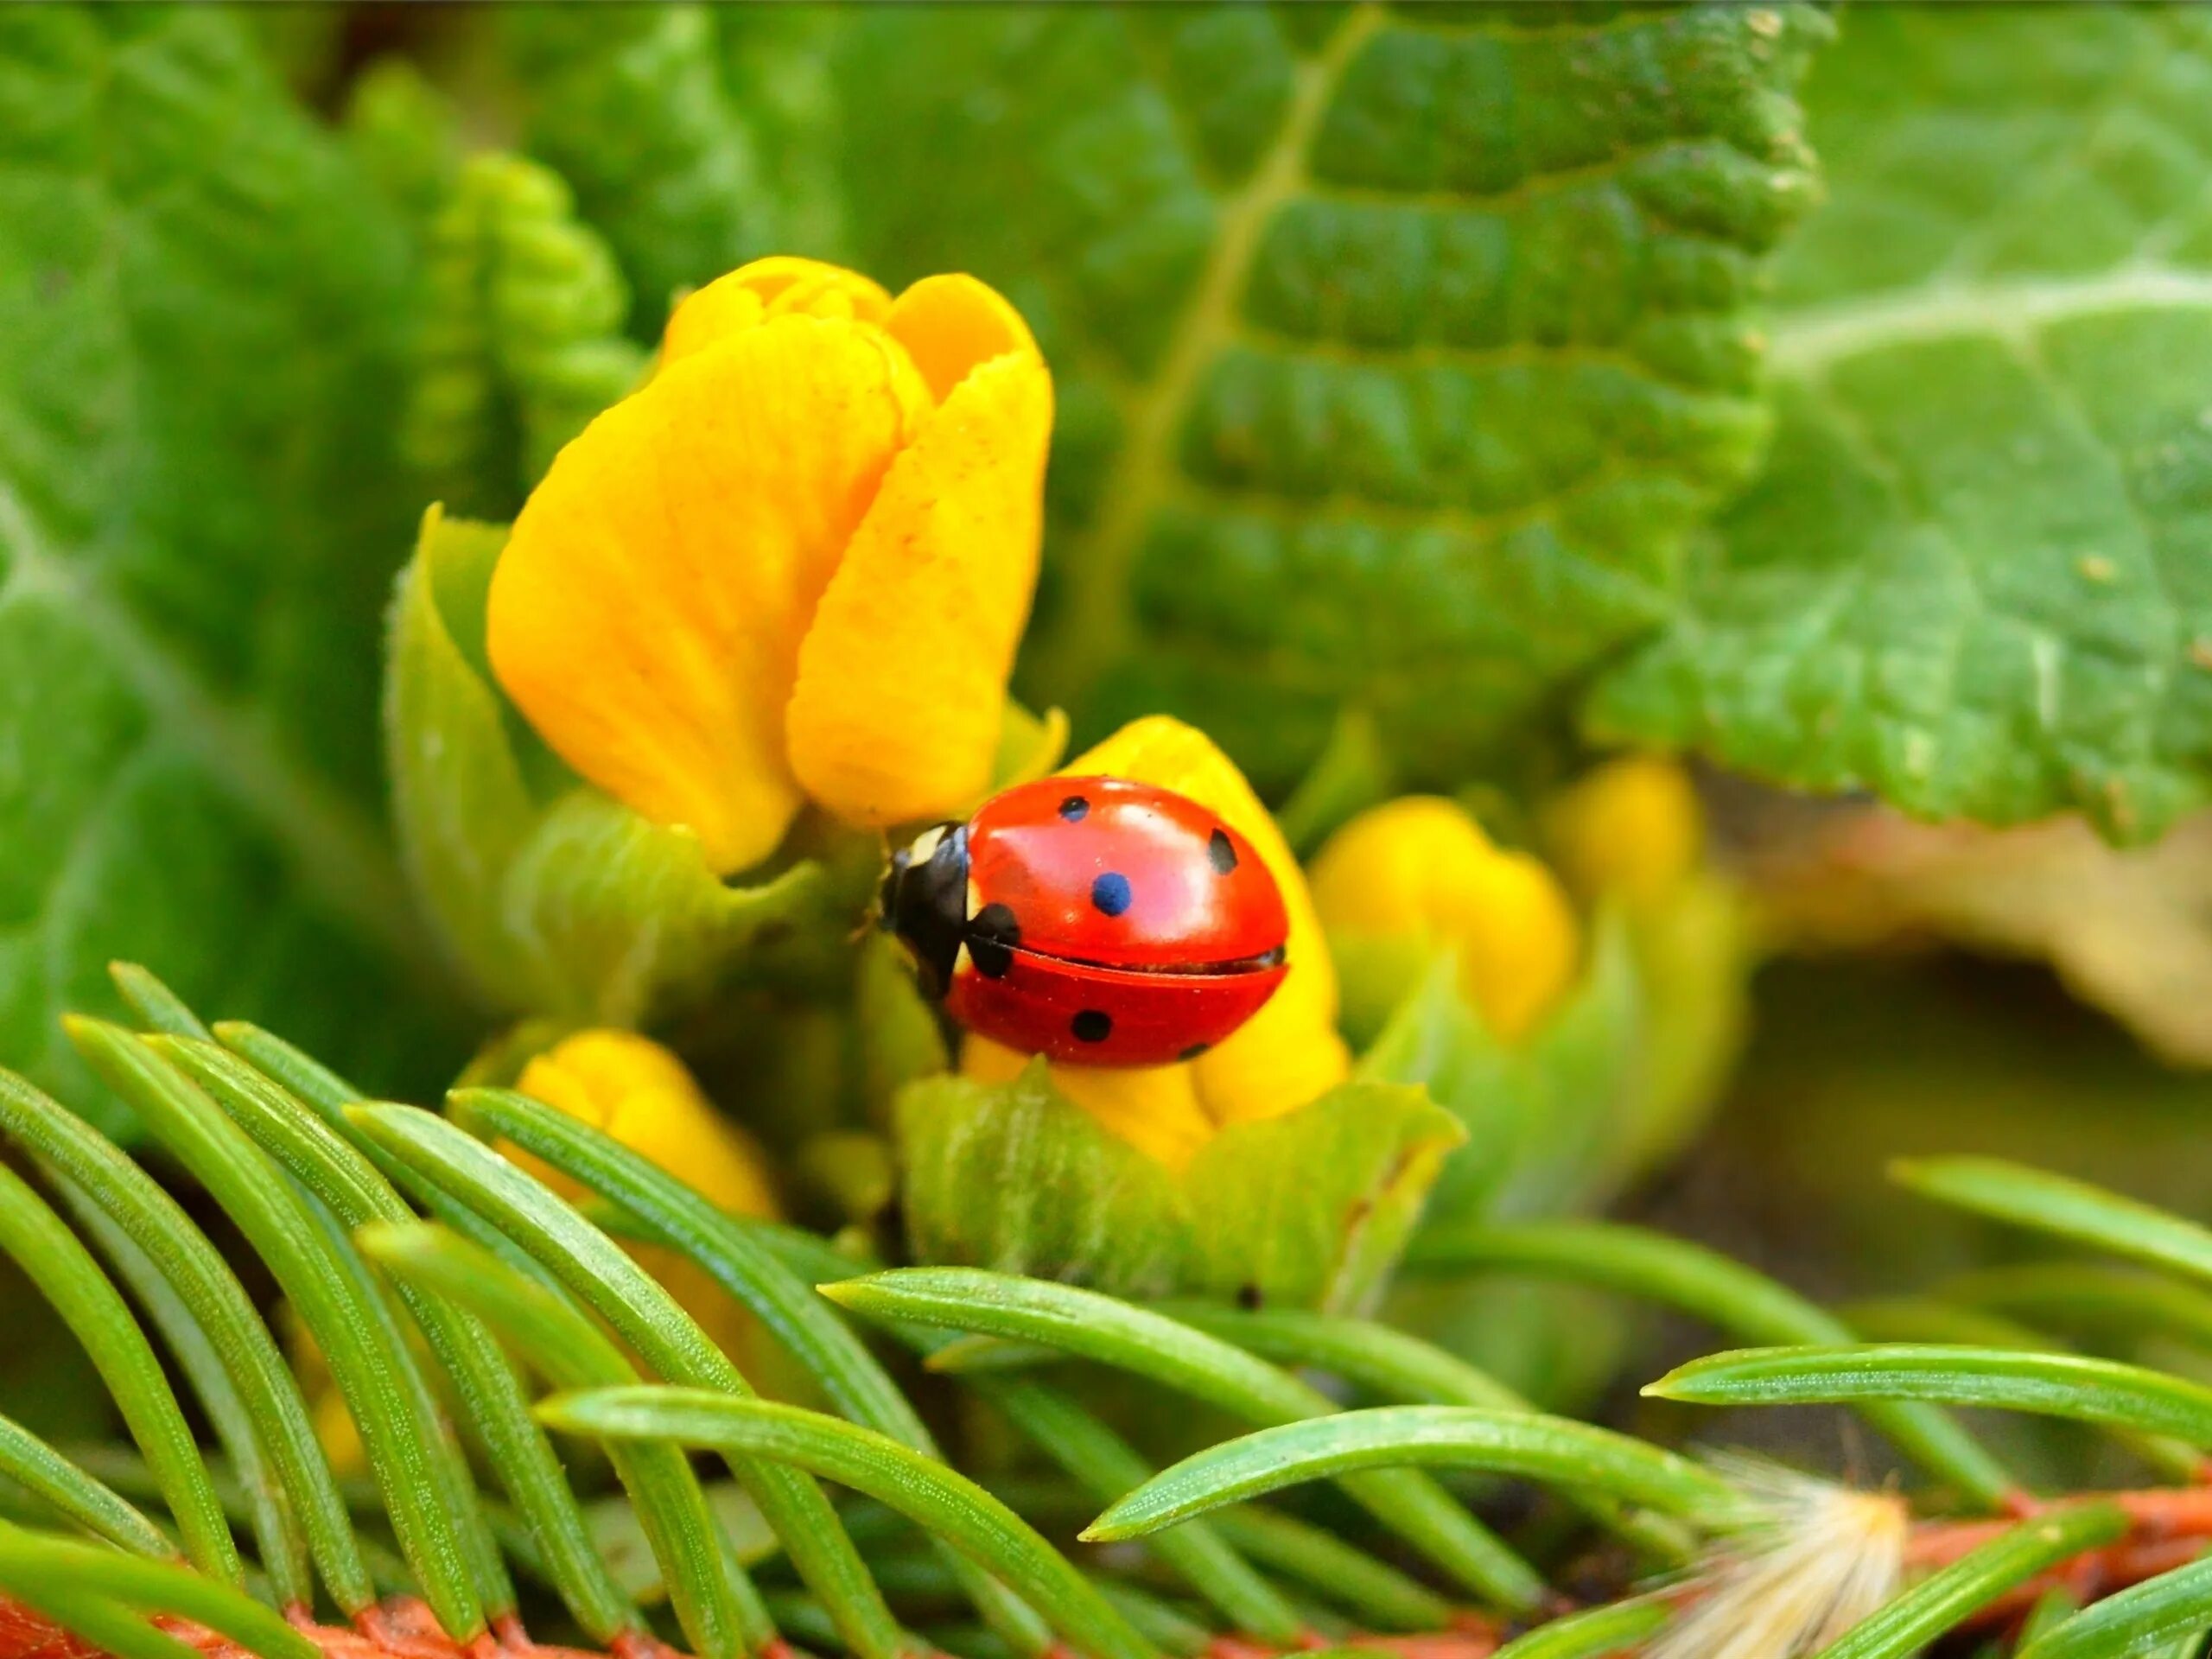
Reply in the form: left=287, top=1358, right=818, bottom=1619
left=902, top=823, right=950, bottom=868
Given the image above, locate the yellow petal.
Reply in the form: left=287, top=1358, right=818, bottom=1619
left=662, top=257, right=893, bottom=367
left=785, top=335, right=1052, bottom=829
left=1311, top=797, right=1580, bottom=1042
left=1543, top=755, right=1705, bottom=906
left=488, top=315, right=932, bottom=874
left=505, top=1031, right=779, bottom=1366
left=509, top=1030, right=780, bottom=1219
left=965, top=1034, right=1216, bottom=1170
left=886, top=273, right=1040, bottom=404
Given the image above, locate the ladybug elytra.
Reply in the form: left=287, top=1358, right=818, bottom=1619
left=880, top=776, right=1291, bottom=1065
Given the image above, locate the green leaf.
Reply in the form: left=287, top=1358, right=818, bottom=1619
left=0, top=1067, right=365, bottom=1613
left=0, top=7, right=468, bottom=1120
left=1649, top=1343, right=2212, bottom=1447
left=1360, top=929, right=1639, bottom=1225
left=2024, top=1555, right=2212, bottom=1659
left=105, top=964, right=210, bottom=1044
left=50, top=1182, right=310, bottom=1610
left=1410, top=1221, right=2018, bottom=1507
left=400, top=152, right=647, bottom=517
left=540, top=1387, right=1159, bottom=1659
left=444, top=1084, right=1053, bottom=1654
left=1816, top=1503, right=2127, bottom=1659
left=0, top=1414, right=172, bottom=1560
left=0, top=1573, right=200, bottom=1659
left=356, top=1221, right=764, bottom=1659
left=347, top=1103, right=906, bottom=1659
left=1203, top=1508, right=1452, bottom=1636
left=68, top=1021, right=494, bottom=1638
left=0, top=1528, right=323, bottom=1659
left=839, top=5, right=1829, bottom=790
left=385, top=509, right=828, bottom=1024
left=1083, top=1405, right=1742, bottom=1541
left=823, top=1267, right=1548, bottom=1611
left=342, top=58, right=466, bottom=231
left=895, top=1065, right=1190, bottom=1299
left=1938, top=1263, right=2212, bottom=1357
left=971, top=1376, right=1306, bottom=1644
left=1895, top=1157, right=2212, bottom=1288
left=502, top=7, right=792, bottom=330
left=1274, top=710, right=1393, bottom=859
left=1182, top=1080, right=1461, bottom=1313
left=162, top=1043, right=639, bottom=1645
left=1489, top=1599, right=1671, bottom=1659
left=1592, top=8, right=2212, bottom=840
left=0, top=1156, right=237, bottom=1583
left=1162, top=1300, right=1690, bottom=1563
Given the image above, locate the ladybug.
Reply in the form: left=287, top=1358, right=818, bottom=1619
left=880, top=776, right=1291, bottom=1066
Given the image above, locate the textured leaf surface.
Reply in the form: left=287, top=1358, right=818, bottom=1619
left=1594, top=8, right=2212, bottom=840
left=895, top=1065, right=1190, bottom=1299
left=838, top=3, right=1829, bottom=792
left=896, top=1065, right=1461, bottom=1308
left=0, top=8, right=465, bottom=1117
left=502, top=7, right=814, bottom=334
left=1181, top=1081, right=1461, bottom=1314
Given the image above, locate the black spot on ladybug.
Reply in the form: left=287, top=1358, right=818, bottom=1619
left=967, top=902, right=1020, bottom=979
left=1178, top=1041, right=1210, bottom=1061
left=1207, top=828, right=1237, bottom=874
left=1071, top=1009, right=1113, bottom=1044
left=1090, top=871, right=1132, bottom=916
left=1058, top=794, right=1090, bottom=821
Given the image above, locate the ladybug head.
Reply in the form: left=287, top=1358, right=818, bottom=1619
left=880, top=821, right=969, bottom=1001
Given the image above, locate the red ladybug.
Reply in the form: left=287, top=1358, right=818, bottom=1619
left=880, top=776, right=1291, bottom=1066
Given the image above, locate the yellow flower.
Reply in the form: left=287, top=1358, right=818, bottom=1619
left=503, top=1030, right=779, bottom=1358
left=1543, top=754, right=1705, bottom=907
left=486, top=257, right=1053, bottom=876
left=1310, top=797, right=1579, bottom=1042
left=964, top=716, right=1351, bottom=1168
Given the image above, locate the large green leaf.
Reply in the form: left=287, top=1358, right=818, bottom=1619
left=0, top=7, right=466, bottom=1119
left=1593, top=8, right=2212, bottom=841
left=837, top=4, right=1830, bottom=792
left=501, top=7, right=815, bottom=334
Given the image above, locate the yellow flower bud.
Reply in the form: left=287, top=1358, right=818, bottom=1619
left=1543, top=755, right=1705, bottom=907
left=1310, top=797, right=1579, bottom=1042
left=505, top=1030, right=779, bottom=1358
left=488, top=257, right=1053, bottom=875
left=963, top=716, right=1351, bottom=1170
left=510, top=1030, right=778, bottom=1217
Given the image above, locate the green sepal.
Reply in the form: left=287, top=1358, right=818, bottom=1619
left=385, top=507, right=830, bottom=1027
left=1359, top=926, right=1639, bottom=1228
left=1360, top=892, right=1751, bottom=1230
left=1182, top=1083, right=1462, bottom=1316
left=896, top=1064, right=1461, bottom=1310
left=898, top=1064, right=1189, bottom=1300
